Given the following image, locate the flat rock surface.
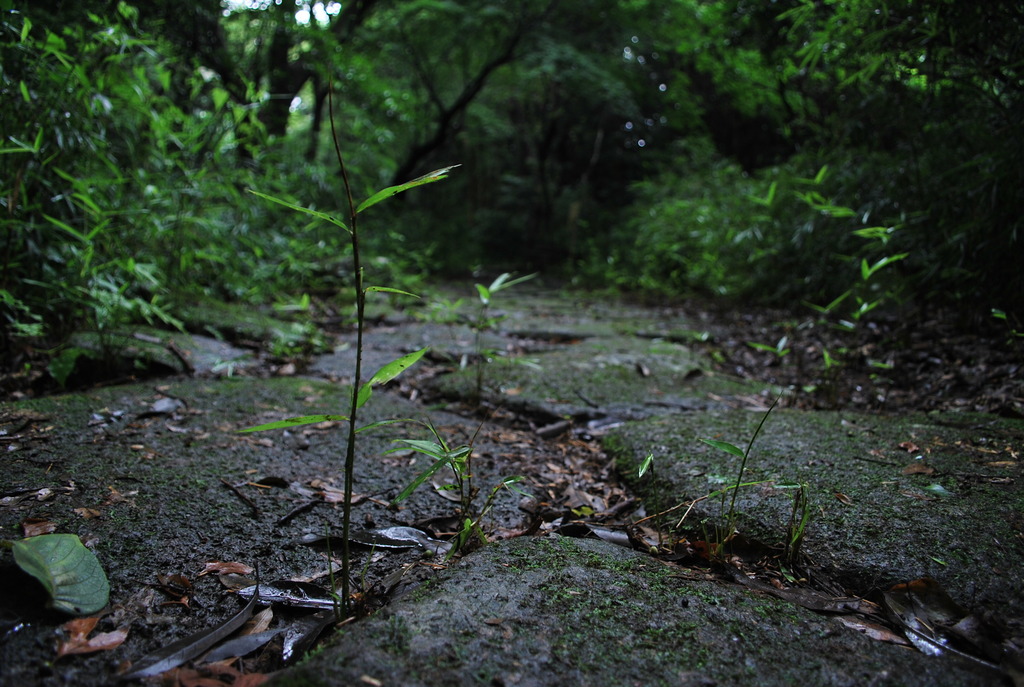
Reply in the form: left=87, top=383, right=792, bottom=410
left=273, top=536, right=998, bottom=687
left=1, top=284, right=1021, bottom=686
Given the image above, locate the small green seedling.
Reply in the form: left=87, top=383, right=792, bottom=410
left=390, top=420, right=530, bottom=556
left=746, top=337, right=790, bottom=359
left=700, top=396, right=779, bottom=556
left=470, top=272, right=537, bottom=403
left=638, top=453, right=654, bottom=479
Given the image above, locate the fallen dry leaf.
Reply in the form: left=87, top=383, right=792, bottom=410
left=73, top=507, right=103, bottom=519
left=155, top=573, right=193, bottom=607
left=898, top=441, right=921, bottom=453
left=56, top=617, right=129, bottom=658
left=310, top=480, right=367, bottom=505
left=172, top=663, right=270, bottom=687
left=104, top=486, right=137, bottom=505
left=199, top=561, right=254, bottom=577
left=901, top=462, right=935, bottom=475
left=22, top=518, right=57, bottom=537
left=835, top=616, right=908, bottom=645
left=242, top=607, right=274, bottom=635
left=834, top=492, right=854, bottom=505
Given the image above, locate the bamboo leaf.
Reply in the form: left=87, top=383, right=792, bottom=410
left=392, top=455, right=451, bottom=504
left=356, top=165, right=460, bottom=213
left=700, top=439, right=746, bottom=458
left=238, top=415, right=348, bottom=433
left=248, top=190, right=350, bottom=233
left=365, top=348, right=428, bottom=390
left=366, top=286, right=420, bottom=299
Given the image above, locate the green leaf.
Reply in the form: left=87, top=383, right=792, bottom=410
left=42, top=214, right=87, bottom=242
left=366, top=286, right=420, bottom=299
left=700, top=439, right=746, bottom=458
left=748, top=181, right=777, bottom=207
left=805, top=290, right=850, bottom=314
left=357, top=348, right=429, bottom=409
left=355, top=384, right=372, bottom=409
left=390, top=439, right=448, bottom=460
left=487, top=272, right=536, bottom=294
left=392, top=455, right=451, bottom=504
left=356, top=165, right=460, bottom=213
left=238, top=414, right=348, bottom=433
left=211, top=87, right=229, bottom=112
left=47, top=347, right=91, bottom=387
left=819, top=205, right=856, bottom=218
left=851, top=226, right=895, bottom=242
left=19, top=80, right=30, bottom=102
left=500, top=475, right=532, bottom=498
left=356, top=418, right=412, bottom=434
left=638, top=453, right=654, bottom=478
left=861, top=253, right=909, bottom=281
left=12, top=534, right=110, bottom=615
left=475, top=284, right=491, bottom=305
left=248, top=190, right=350, bottom=233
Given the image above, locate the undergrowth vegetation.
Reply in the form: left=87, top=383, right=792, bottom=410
left=3, top=1, right=1021, bottom=386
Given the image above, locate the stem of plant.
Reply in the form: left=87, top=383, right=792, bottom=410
left=724, top=395, right=779, bottom=541
left=330, top=84, right=361, bottom=616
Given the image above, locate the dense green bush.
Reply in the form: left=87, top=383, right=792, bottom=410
left=4, top=0, right=1021, bottom=383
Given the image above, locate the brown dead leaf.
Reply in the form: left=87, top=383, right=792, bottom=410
left=56, top=617, right=129, bottom=658
left=199, top=561, right=254, bottom=577
left=835, top=616, right=909, bottom=645
left=834, top=492, right=854, bottom=505
left=104, top=486, right=137, bottom=505
left=73, top=507, right=103, bottom=519
left=242, top=607, right=274, bottom=636
left=155, top=573, right=193, bottom=607
left=901, top=462, right=935, bottom=475
left=898, top=441, right=921, bottom=453
left=173, top=663, right=270, bottom=687
left=22, top=518, right=57, bottom=537
left=310, top=481, right=367, bottom=505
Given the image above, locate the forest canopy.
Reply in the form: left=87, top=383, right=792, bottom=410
left=3, top=0, right=1022, bottom=362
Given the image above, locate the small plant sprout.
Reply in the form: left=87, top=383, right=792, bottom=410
left=700, top=395, right=779, bottom=555
left=389, top=420, right=530, bottom=557
left=747, top=337, right=790, bottom=359
left=782, top=482, right=811, bottom=566
left=638, top=452, right=654, bottom=479
left=240, top=88, right=458, bottom=615
left=992, top=308, right=1024, bottom=341
left=471, top=272, right=537, bottom=403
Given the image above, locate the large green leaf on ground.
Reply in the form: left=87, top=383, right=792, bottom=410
left=13, top=534, right=110, bottom=615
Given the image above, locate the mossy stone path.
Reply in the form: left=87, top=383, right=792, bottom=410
left=1, top=287, right=1021, bottom=685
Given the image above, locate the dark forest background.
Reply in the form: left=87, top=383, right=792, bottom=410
left=3, top=0, right=1023, bottom=371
